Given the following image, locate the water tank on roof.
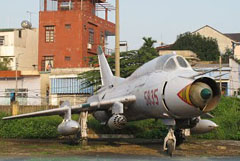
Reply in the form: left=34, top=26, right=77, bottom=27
left=21, top=20, right=32, bottom=29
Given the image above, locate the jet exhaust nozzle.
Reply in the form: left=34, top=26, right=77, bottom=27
left=190, top=77, right=221, bottom=112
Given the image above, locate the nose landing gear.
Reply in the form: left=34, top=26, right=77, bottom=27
left=163, top=128, right=176, bottom=157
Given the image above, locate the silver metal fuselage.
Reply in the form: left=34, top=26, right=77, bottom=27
left=95, top=69, right=202, bottom=121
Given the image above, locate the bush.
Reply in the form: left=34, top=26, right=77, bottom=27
left=0, top=113, right=62, bottom=139
left=196, top=96, right=240, bottom=140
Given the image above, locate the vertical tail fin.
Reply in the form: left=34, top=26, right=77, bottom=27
left=97, top=46, right=114, bottom=86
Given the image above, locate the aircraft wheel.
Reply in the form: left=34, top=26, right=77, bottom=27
left=166, top=139, right=174, bottom=157
left=175, top=130, right=185, bottom=146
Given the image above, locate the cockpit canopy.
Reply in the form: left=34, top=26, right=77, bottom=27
left=161, top=54, right=191, bottom=71
left=130, top=53, right=192, bottom=79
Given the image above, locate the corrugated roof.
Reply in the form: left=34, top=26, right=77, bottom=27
left=224, top=33, right=240, bottom=42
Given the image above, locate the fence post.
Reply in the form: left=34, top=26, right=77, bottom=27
left=12, top=101, right=19, bottom=116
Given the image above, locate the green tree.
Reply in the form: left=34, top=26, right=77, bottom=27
left=222, top=48, right=234, bottom=63
left=78, top=37, right=158, bottom=89
left=171, top=32, right=220, bottom=61
left=0, top=57, right=10, bottom=70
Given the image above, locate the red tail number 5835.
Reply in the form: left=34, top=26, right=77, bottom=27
left=144, top=88, right=159, bottom=106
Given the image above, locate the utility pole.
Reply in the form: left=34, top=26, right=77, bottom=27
left=15, top=53, right=23, bottom=100
left=115, top=0, right=120, bottom=77
left=219, top=54, right=222, bottom=93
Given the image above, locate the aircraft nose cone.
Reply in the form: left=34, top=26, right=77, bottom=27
left=201, top=88, right=212, bottom=100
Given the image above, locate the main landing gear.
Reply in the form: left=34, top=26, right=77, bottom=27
left=76, top=111, right=88, bottom=145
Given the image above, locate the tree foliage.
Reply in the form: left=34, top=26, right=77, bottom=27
left=0, top=57, right=10, bottom=70
left=222, top=48, right=234, bottom=63
left=171, top=32, right=220, bottom=61
left=196, top=96, right=240, bottom=140
left=78, top=37, right=158, bottom=89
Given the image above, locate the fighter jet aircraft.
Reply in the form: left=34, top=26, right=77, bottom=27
left=3, top=46, right=220, bottom=156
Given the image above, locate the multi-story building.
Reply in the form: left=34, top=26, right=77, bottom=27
left=0, top=28, right=38, bottom=71
left=38, top=0, right=115, bottom=71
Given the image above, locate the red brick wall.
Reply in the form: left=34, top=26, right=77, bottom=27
left=38, top=0, right=115, bottom=71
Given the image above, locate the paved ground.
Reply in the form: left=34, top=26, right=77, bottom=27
left=0, top=138, right=239, bottom=158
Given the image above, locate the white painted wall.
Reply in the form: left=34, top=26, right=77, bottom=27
left=0, top=32, right=15, bottom=57
left=229, top=58, right=240, bottom=96
left=234, top=45, right=240, bottom=59
left=0, top=76, right=41, bottom=105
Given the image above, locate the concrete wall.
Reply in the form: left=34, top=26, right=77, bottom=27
left=17, top=29, right=38, bottom=71
left=50, top=94, right=88, bottom=106
left=0, top=29, right=38, bottom=71
left=0, top=105, right=57, bottom=115
left=40, top=73, right=50, bottom=105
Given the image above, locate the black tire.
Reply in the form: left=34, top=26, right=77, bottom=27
left=166, top=139, right=174, bottom=157
left=175, top=130, right=185, bottom=146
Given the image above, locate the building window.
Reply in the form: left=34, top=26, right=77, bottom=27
left=5, top=88, right=28, bottom=105
left=41, top=56, right=54, bottom=71
left=60, top=2, right=73, bottom=10
left=88, top=28, right=94, bottom=44
left=0, top=36, right=4, bottom=46
left=65, top=24, right=71, bottom=29
left=19, top=30, right=22, bottom=38
left=65, top=56, right=71, bottom=61
left=45, top=26, right=55, bottom=43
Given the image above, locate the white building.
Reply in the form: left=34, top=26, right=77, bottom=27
left=0, top=28, right=38, bottom=71
left=193, top=25, right=240, bottom=58
left=0, top=71, right=42, bottom=105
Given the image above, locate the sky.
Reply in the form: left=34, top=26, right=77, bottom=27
left=0, top=0, right=240, bottom=50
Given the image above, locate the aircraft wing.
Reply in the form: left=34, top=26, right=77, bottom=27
left=2, top=95, right=136, bottom=120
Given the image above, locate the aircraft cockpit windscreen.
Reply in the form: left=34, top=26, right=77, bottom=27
left=176, top=56, right=189, bottom=68
left=164, top=58, right=177, bottom=71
